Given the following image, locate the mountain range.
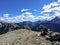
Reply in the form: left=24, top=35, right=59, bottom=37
left=0, top=16, right=60, bottom=34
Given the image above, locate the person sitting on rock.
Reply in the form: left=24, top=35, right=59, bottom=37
left=41, top=26, right=48, bottom=36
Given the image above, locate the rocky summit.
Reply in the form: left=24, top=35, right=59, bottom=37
left=0, top=29, right=52, bottom=45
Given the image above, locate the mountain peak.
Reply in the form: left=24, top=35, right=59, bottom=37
left=49, top=16, right=60, bottom=23
left=54, top=16, right=60, bottom=20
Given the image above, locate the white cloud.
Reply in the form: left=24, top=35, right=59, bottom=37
left=50, top=2, right=59, bottom=7
left=43, top=5, right=51, bottom=10
left=41, top=9, right=51, bottom=14
left=36, top=16, right=55, bottom=21
left=21, top=12, right=36, bottom=22
left=57, top=0, right=60, bottom=2
left=0, top=12, right=36, bottom=23
left=0, top=1, right=60, bottom=23
left=33, top=9, right=41, bottom=13
left=21, top=9, right=29, bottom=12
left=0, top=12, right=55, bottom=23
left=3, top=14, right=9, bottom=18
left=41, top=0, right=60, bottom=17
left=54, top=11, right=60, bottom=17
left=2, top=5, right=60, bottom=23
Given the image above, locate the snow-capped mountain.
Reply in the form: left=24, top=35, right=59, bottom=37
left=49, top=16, right=60, bottom=23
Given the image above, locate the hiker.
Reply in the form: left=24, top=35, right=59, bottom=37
left=40, top=26, right=48, bottom=36
left=47, top=28, right=52, bottom=35
left=48, top=28, right=51, bottom=32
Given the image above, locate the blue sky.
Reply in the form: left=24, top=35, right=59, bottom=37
left=0, top=0, right=60, bottom=23
left=0, top=0, right=57, bottom=16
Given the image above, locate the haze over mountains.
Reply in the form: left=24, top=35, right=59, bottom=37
left=0, top=12, right=56, bottom=23
left=0, top=16, right=60, bottom=34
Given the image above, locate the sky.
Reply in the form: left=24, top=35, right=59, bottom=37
left=0, top=0, right=60, bottom=23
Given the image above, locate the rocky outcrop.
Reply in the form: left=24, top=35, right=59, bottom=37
left=0, top=23, right=20, bottom=34
left=0, top=29, right=60, bottom=45
left=0, top=29, right=52, bottom=45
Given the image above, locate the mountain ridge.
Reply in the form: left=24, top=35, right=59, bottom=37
left=0, top=16, right=60, bottom=34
